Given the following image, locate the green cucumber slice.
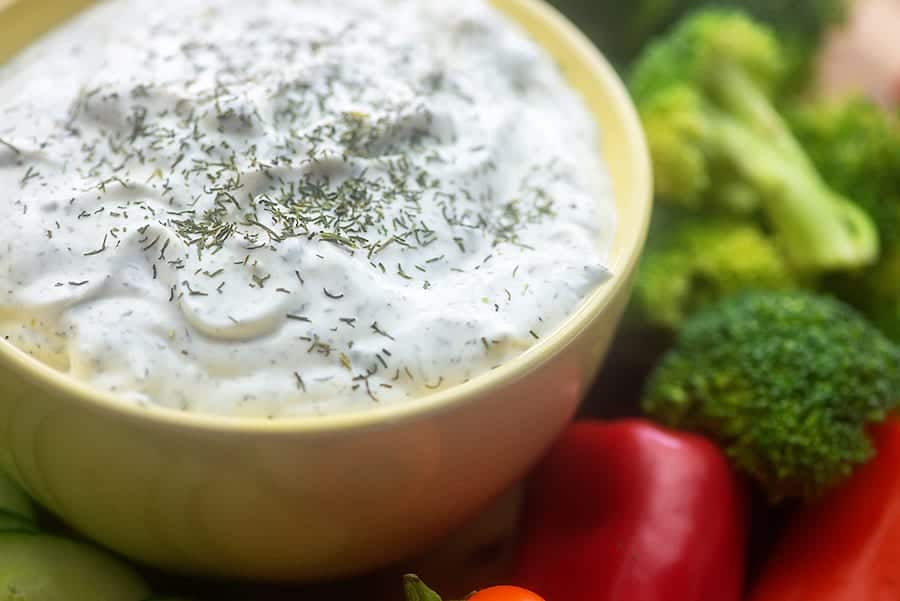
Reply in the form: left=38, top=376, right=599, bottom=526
left=0, top=471, right=37, bottom=522
left=0, top=533, right=150, bottom=601
left=0, top=510, right=39, bottom=533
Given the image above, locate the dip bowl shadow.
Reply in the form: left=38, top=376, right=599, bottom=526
left=0, top=0, right=652, bottom=581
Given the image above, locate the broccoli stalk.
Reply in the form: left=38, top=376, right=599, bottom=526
left=630, top=210, right=797, bottom=330
left=643, top=291, right=900, bottom=501
left=630, top=11, right=879, bottom=272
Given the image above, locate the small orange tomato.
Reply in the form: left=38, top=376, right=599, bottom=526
left=403, top=575, right=545, bottom=601
left=468, top=585, right=546, bottom=601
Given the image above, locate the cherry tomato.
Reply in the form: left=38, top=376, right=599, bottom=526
left=468, top=585, right=545, bottom=601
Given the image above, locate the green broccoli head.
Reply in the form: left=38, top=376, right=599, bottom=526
left=630, top=10, right=879, bottom=273
left=630, top=9, right=784, bottom=212
left=643, top=291, right=900, bottom=501
left=630, top=9, right=785, bottom=102
left=638, top=88, right=712, bottom=206
left=630, top=211, right=797, bottom=330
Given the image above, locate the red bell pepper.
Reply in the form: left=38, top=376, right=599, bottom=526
left=751, top=417, right=900, bottom=601
left=514, top=419, right=747, bottom=601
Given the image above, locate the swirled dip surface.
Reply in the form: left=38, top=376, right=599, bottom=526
left=0, top=0, right=615, bottom=417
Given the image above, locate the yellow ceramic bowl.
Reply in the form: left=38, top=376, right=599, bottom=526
left=0, top=0, right=652, bottom=582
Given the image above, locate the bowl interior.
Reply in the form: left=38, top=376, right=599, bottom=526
left=0, top=0, right=652, bottom=433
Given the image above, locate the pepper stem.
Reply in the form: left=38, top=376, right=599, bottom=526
left=403, top=574, right=444, bottom=601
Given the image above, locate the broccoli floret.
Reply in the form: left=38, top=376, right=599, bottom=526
left=630, top=211, right=797, bottom=330
left=548, top=0, right=846, bottom=74
left=731, top=0, right=847, bottom=89
left=643, top=291, right=900, bottom=501
left=630, top=10, right=878, bottom=272
left=789, top=98, right=900, bottom=339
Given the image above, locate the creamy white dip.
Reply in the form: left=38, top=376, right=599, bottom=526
left=0, top=0, right=615, bottom=417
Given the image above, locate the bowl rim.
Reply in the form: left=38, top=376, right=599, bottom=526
left=0, top=0, right=652, bottom=434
